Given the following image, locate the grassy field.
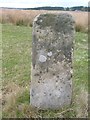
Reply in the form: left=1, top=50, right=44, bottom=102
left=2, top=24, right=88, bottom=118
left=0, top=9, right=88, bottom=33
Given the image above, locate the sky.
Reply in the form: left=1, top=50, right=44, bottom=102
left=0, top=0, right=89, bottom=8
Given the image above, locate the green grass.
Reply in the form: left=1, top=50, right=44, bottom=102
left=2, top=24, right=88, bottom=118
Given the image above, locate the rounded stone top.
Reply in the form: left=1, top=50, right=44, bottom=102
left=34, top=13, right=75, bottom=33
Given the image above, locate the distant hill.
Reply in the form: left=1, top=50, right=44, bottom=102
left=1, top=6, right=89, bottom=11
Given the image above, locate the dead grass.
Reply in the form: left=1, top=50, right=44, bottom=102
left=0, top=9, right=88, bottom=32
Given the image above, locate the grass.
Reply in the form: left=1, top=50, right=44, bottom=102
left=2, top=24, right=88, bottom=118
left=2, top=24, right=32, bottom=118
left=0, top=23, right=2, bottom=119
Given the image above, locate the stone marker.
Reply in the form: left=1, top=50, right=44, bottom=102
left=30, top=13, right=75, bottom=109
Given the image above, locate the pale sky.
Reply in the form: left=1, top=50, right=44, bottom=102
left=0, top=0, right=89, bottom=8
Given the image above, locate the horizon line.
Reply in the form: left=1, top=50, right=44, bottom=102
left=0, top=5, right=89, bottom=9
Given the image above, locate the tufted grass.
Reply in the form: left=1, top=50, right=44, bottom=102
left=2, top=24, right=88, bottom=118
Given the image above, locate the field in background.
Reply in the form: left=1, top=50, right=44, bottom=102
left=2, top=24, right=88, bottom=118
left=0, top=9, right=88, bottom=32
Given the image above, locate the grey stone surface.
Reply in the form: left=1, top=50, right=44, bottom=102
left=30, top=13, right=75, bottom=109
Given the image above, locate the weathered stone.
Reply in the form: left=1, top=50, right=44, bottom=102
left=30, top=13, right=75, bottom=109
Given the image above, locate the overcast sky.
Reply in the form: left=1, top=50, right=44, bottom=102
left=0, top=0, right=89, bottom=8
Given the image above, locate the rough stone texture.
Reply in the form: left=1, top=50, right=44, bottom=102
left=30, top=13, right=75, bottom=109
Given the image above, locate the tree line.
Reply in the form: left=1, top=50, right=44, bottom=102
left=1, top=6, right=90, bottom=12
left=24, top=6, right=89, bottom=12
